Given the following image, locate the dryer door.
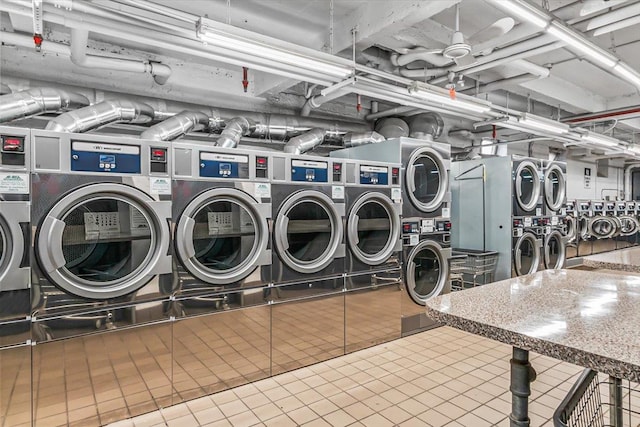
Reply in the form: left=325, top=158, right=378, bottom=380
left=176, top=188, right=270, bottom=285
left=513, top=232, right=540, bottom=276
left=619, top=215, right=639, bottom=236
left=274, top=189, right=343, bottom=274
left=347, top=192, right=400, bottom=265
left=406, top=240, right=449, bottom=305
left=36, top=183, right=171, bottom=299
left=588, top=216, right=616, bottom=239
left=0, top=202, right=29, bottom=291
left=543, top=230, right=566, bottom=270
left=514, top=161, right=541, bottom=213
left=565, top=215, right=577, bottom=243
left=405, top=147, right=448, bottom=213
left=544, top=164, right=566, bottom=212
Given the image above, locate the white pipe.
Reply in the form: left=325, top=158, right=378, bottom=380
left=70, top=28, right=171, bottom=84
left=586, top=2, right=640, bottom=31
left=365, top=106, right=417, bottom=121
left=624, top=163, right=640, bottom=200
left=593, top=15, right=640, bottom=37
left=511, top=59, right=550, bottom=78
left=301, top=89, right=352, bottom=117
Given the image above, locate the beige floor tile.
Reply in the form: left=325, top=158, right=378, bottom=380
left=359, top=413, right=395, bottom=427
left=287, top=406, right=319, bottom=425
left=252, top=402, right=284, bottom=422
left=322, top=409, right=357, bottom=427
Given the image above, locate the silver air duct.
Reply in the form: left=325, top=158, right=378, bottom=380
left=0, top=84, right=11, bottom=95
left=375, top=118, right=410, bottom=139
left=408, top=113, right=444, bottom=140
left=283, top=128, right=326, bottom=154
left=343, top=131, right=386, bottom=147
left=45, top=99, right=155, bottom=133
left=217, top=116, right=251, bottom=148
left=0, top=88, right=90, bottom=123
left=140, top=110, right=219, bottom=141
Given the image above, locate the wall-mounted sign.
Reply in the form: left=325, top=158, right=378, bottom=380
left=584, top=167, right=592, bottom=189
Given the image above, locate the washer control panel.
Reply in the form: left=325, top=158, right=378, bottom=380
left=291, top=159, right=328, bottom=182
left=200, top=152, right=249, bottom=179
left=359, top=165, right=389, bottom=185
left=71, top=141, right=141, bottom=173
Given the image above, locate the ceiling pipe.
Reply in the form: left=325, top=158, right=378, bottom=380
left=45, top=99, right=155, bottom=132
left=140, top=110, right=219, bottom=141
left=0, top=88, right=90, bottom=123
left=563, top=106, right=640, bottom=124
left=301, top=88, right=352, bottom=117
left=343, top=131, right=386, bottom=147
left=217, top=117, right=252, bottom=148
left=460, top=74, right=543, bottom=95
left=283, top=128, right=326, bottom=154
left=585, top=2, right=640, bottom=31
left=70, top=28, right=171, bottom=85
left=365, top=106, right=417, bottom=121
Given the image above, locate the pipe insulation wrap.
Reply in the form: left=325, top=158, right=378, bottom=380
left=45, top=99, right=155, bottom=132
left=283, top=128, right=326, bottom=154
left=343, top=131, right=386, bottom=147
left=217, top=116, right=252, bottom=148
left=0, top=88, right=90, bottom=123
left=140, top=110, right=215, bottom=141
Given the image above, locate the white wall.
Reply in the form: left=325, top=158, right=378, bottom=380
left=566, top=158, right=624, bottom=200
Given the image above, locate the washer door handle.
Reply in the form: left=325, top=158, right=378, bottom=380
left=176, top=216, right=196, bottom=259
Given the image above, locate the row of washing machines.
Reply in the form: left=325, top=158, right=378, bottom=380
left=451, top=155, right=569, bottom=281
left=0, top=128, right=453, bottom=425
left=565, top=198, right=640, bottom=257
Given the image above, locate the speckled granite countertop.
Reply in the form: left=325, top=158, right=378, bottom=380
left=425, top=269, right=640, bottom=381
left=583, top=246, right=640, bottom=272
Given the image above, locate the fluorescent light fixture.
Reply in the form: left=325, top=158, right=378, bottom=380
left=547, top=23, right=617, bottom=68
left=614, top=63, right=640, bottom=89
left=196, top=18, right=353, bottom=80
left=487, top=0, right=548, bottom=28
left=627, top=145, right=640, bottom=154
left=408, top=83, right=492, bottom=114
left=519, top=113, right=571, bottom=135
left=582, top=132, right=621, bottom=147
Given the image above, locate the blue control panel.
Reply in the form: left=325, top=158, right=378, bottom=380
left=200, top=152, right=249, bottom=179
left=291, top=159, right=328, bottom=182
left=71, top=141, right=141, bottom=173
left=359, top=165, right=389, bottom=185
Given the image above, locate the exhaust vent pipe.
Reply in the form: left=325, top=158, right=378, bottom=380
left=375, top=118, right=410, bottom=139
left=140, top=110, right=219, bottom=141
left=284, top=128, right=326, bottom=154
left=344, top=131, right=386, bottom=147
left=0, top=88, right=90, bottom=123
left=408, top=113, right=444, bottom=140
left=217, top=117, right=252, bottom=148
left=45, top=99, right=155, bottom=133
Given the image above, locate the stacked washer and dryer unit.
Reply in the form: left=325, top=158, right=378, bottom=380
left=452, top=155, right=567, bottom=282
left=331, top=135, right=452, bottom=336
left=29, top=129, right=174, bottom=425
left=0, top=126, right=32, bottom=427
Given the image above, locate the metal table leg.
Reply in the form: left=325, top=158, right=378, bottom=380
left=510, top=347, right=537, bottom=427
left=609, top=376, right=623, bottom=427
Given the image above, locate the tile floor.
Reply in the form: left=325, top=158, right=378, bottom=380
left=107, top=326, right=586, bottom=427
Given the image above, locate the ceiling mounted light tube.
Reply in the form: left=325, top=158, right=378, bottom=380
left=613, top=63, right=640, bottom=89
left=484, top=0, right=548, bottom=28
left=407, top=82, right=492, bottom=114
left=582, top=132, right=621, bottom=147
left=518, top=113, right=571, bottom=135
left=547, top=23, right=617, bottom=68
left=196, top=18, right=353, bottom=80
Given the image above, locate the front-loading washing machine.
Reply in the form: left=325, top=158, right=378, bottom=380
left=29, top=129, right=174, bottom=425
left=269, top=152, right=346, bottom=374
left=170, top=141, right=273, bottom=400
left=542, top=160, right=566, bottom=215
left=401, top=217, right=451, bottom=335
left=614, top=200, right=638, bottom=249
left=513, top=157, right=543, bottom=217
left=0, top=126, right=32, bottom=427
left=331, top=136, right=451, bottom=219
left=587, top=200, right=617, bottom=253
left=542, top=216, right=567, bottom=270
left=342, top=159, right=403, bottom=352
left=512, top=216, right=542, bottom=276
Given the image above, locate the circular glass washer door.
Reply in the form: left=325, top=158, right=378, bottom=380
left=405, top=147, right=448, bottom=213
left=36, top=183, right=170, bottom=299
left=544, top=164, right=566, bottom=212
left=274, top=190, right=343, bottom=274
left=579, top=216, right=590, bottom=240
left=588, top=216, right=617, bottom=239
left=514, top=161, right=541, bottom=213
left=543, top=230, right=566, bottom=270
left=175, top=188, right=269, bottom=284
left=619, top=215, right=639, bottom=236
left=347, top=192, right=400, bottom=265
left=513, top=232, right=540, bottom=276
left=406, top=240, right=448, bottom=305
left=565, top=215, right=577, bottom=243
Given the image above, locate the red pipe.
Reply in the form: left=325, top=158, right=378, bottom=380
left=242, top=67, right=249, bottom=93
left=564, top=106, right=640, bottom=124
